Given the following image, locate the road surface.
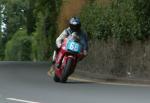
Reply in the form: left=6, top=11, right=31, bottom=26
left=0, top=62, right=150, bottom=103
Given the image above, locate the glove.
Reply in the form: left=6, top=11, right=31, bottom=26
left=56, top=43, right=62, bottom=49
left=83, top=50, right=88, bottom=56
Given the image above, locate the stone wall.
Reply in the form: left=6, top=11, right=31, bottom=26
left=76, top=39, right=150, bottom=81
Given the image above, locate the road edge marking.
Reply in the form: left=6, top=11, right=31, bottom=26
left=47, top=70, right=150, bottom=87
left=6, top=98, right=40, bottom=103
left=69, top=76, right=150, bottom=87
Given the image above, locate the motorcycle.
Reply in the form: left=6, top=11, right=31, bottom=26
left=53, top=34, right=83, bottom=83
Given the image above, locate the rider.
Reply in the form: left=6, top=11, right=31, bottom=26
left=48, top=17, right=88, bottom=74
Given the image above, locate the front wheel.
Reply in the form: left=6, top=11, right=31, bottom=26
left=61, top=58, right=73, bottom=83
left=53, top=74, right=60, bottom=82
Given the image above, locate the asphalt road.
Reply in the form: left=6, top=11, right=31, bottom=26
left=0, top=62, right=150, bottom=103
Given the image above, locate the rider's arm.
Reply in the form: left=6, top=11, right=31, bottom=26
left=77, top=33, right=88, bottom=61
left=56, top=30, right=68, bottom=48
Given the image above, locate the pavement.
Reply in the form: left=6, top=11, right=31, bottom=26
left=0, top=61, right=150, bottom=103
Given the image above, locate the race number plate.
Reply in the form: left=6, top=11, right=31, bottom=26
left=67, top=40, right=80, bottom=53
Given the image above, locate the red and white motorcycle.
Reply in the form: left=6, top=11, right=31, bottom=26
left=53, top=34, right=83, bottom=83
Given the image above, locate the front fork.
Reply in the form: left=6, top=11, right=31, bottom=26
left=55, top=56, right=77, bottom=78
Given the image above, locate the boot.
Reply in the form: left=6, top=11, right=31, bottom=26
left=47, top=61, right=55, bottom=77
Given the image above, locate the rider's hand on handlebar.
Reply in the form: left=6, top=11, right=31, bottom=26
left=83, top=50, right=88, bottom=56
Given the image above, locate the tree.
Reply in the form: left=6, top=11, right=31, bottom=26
left=25, top=0, right=36, bottom=35
left=1, top=0, right=26, bottom=40
left=32, top=0, right=62, bottom=60
left=0, top=4, right=6, bottom=60
left=0, top=0, right=62, bottom=61
left=0, top=32, right=3, bottom=60
left=32, top=12, right=47, bottom=61
left=134, top=0, right=150, bottom=39
left=0, top=4, right=2, bottom=32
left=5, top=29, right=32, bottom=61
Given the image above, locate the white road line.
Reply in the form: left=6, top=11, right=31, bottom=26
left=6, top=98, right=40, bottom=103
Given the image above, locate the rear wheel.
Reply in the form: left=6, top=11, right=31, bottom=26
left=61, top=58, right=73, bottom=83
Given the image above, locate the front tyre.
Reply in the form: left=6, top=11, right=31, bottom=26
left=53, top=74, right=60, bottom=82
left=61, top=58, right=73, bottom=83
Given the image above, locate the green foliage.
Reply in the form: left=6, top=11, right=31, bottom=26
left=80, top=3, right=112, bottom=40
left=133, top=0, right=150, bottom=39
left=80, top=0, right=150, bottom=42
left=31, top=12, right=48, bottom=61
left=25, top=0, right=36, bottom=35
left=0, top=32, right=4, bottom=60
left=4, top=0, right=27, bottom=39
left=0, top=0, right=62, bottom=61
left=110, top=0, right=141, bottom=42
left=0, top=5, right=2, bottom=28
left=0, top=5, right=5, bottom=60
left=31, top=0, right=62, bottom=61
left=5, top=29, right=32, bottom=61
